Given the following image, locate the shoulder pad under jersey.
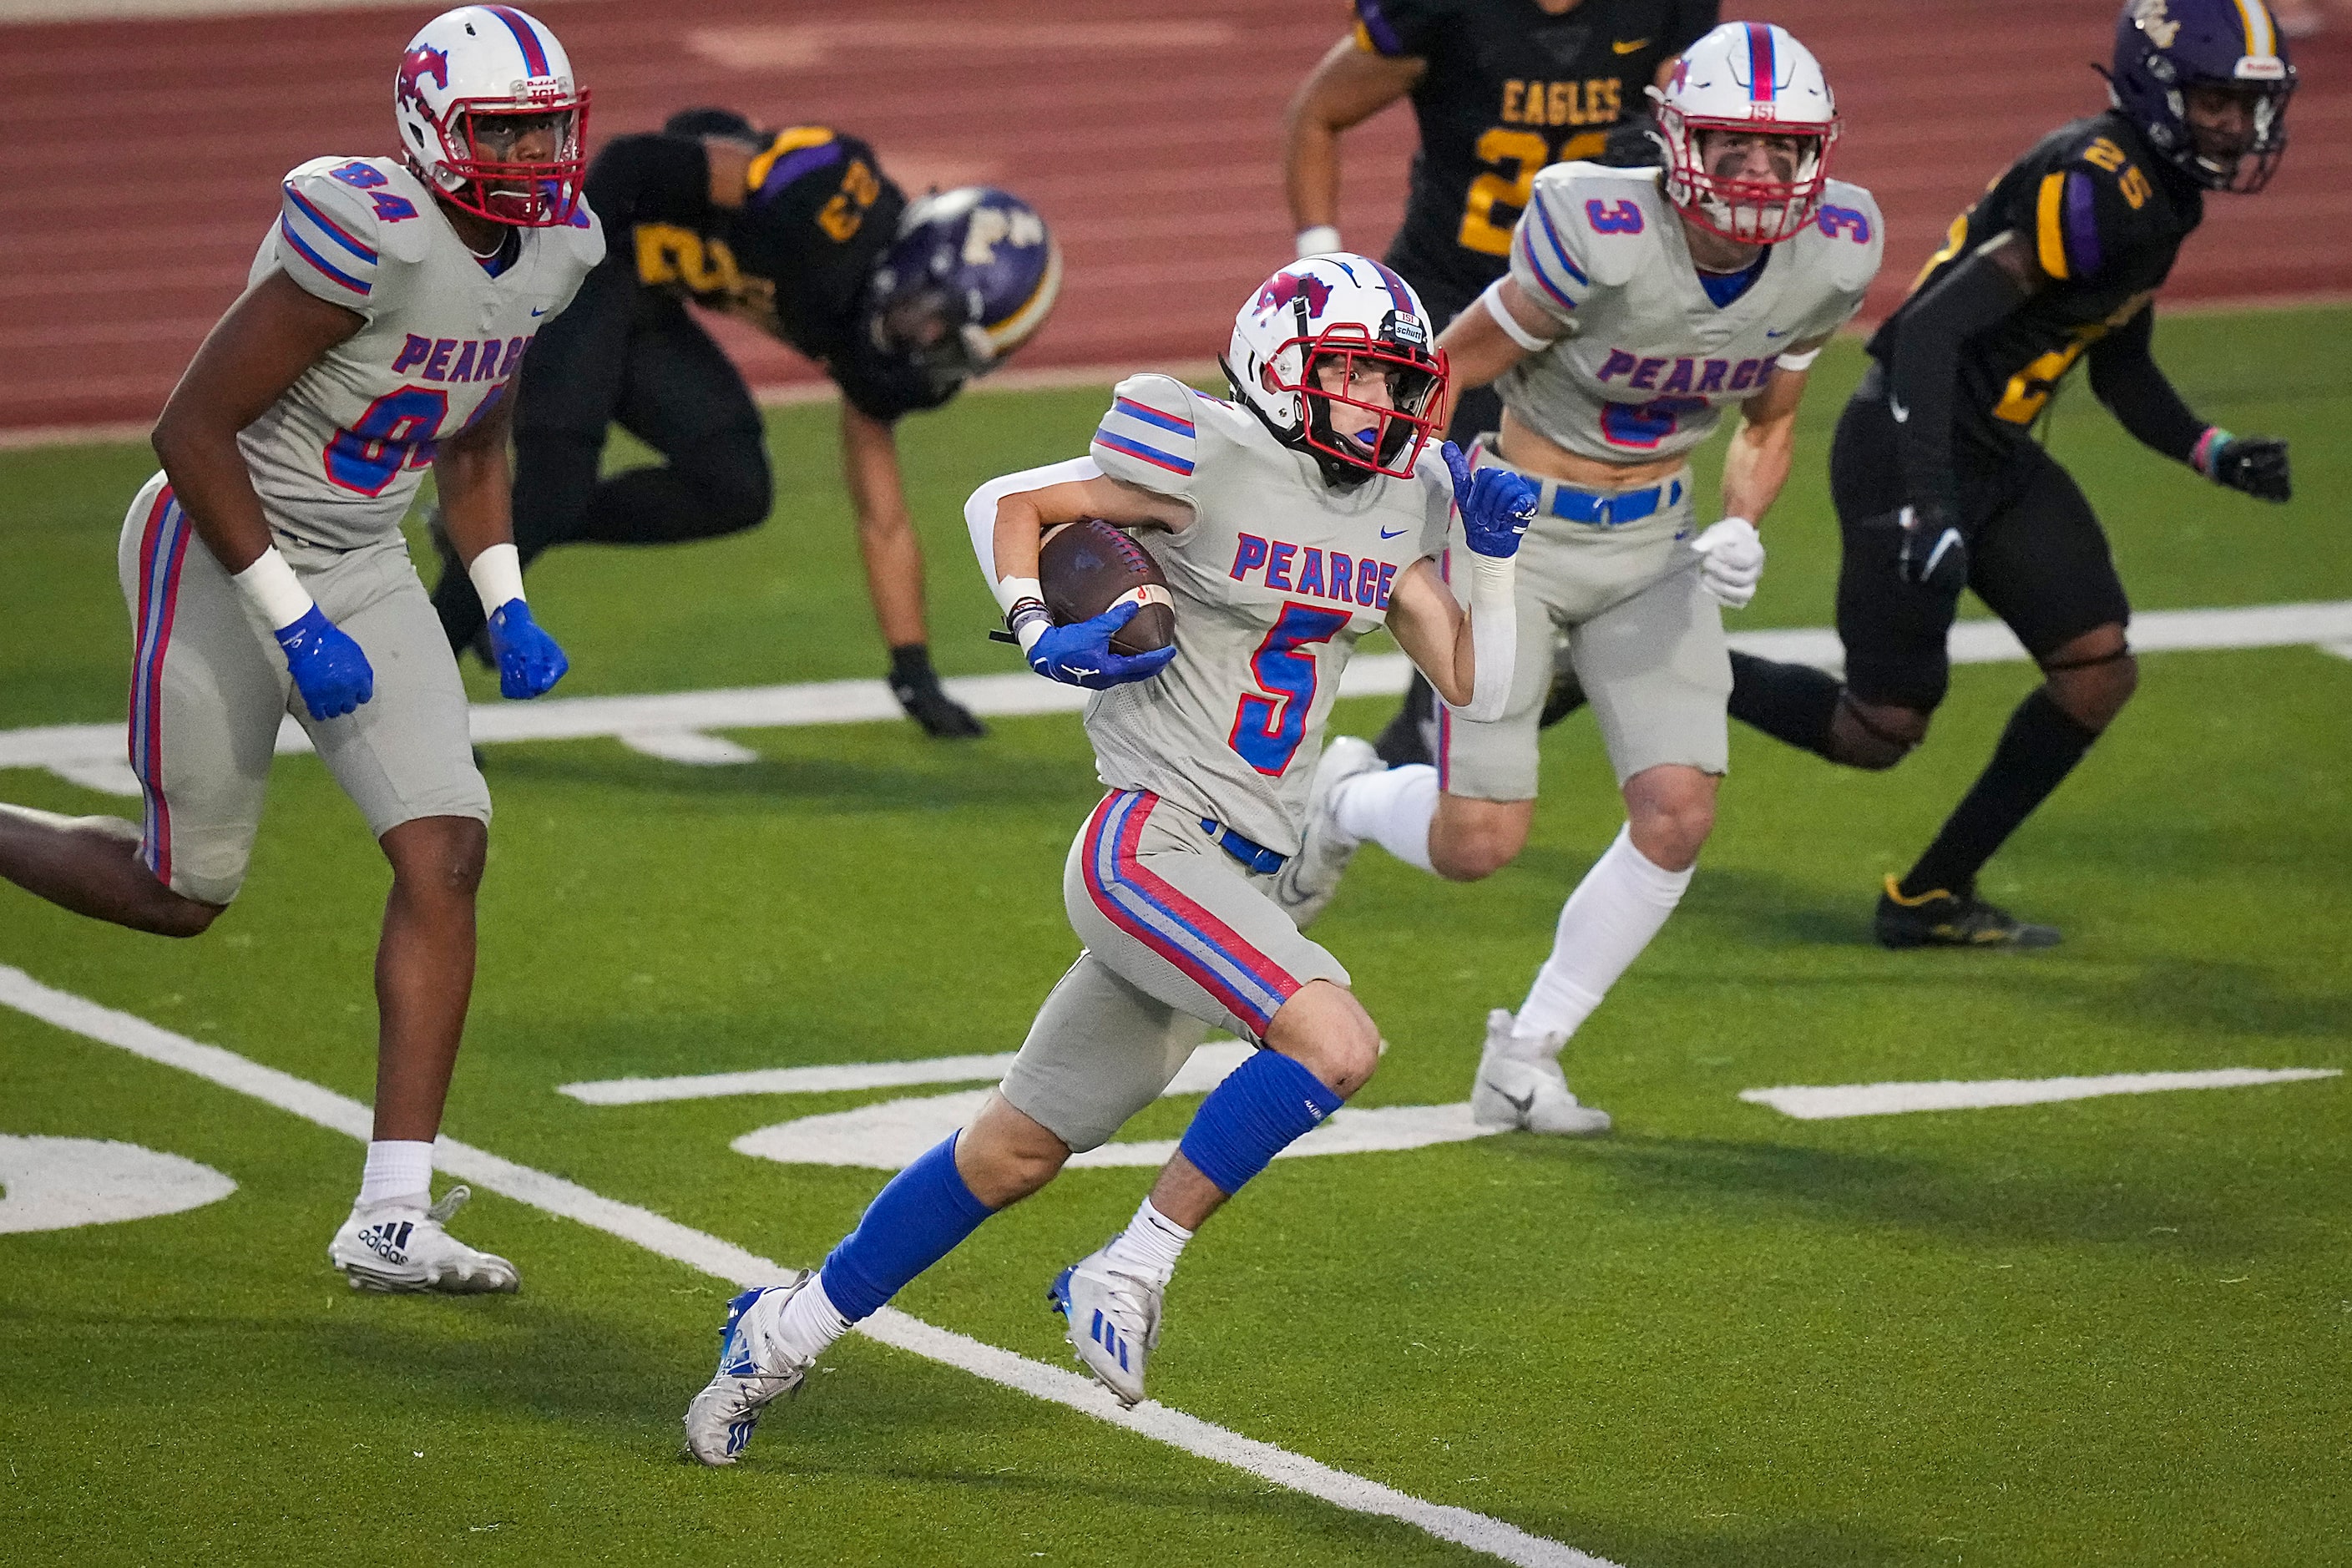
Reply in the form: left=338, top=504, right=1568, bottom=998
left=1091, top=373, right=1205, bottom=498
left=273, top=157, right=432, bottom=313
left=1511, top=164, right=1662, bottom=325
left=2020, top=126, right=2179, bottom=285
left=1350, top=0, right=1452, bottom=58
left=550, top=192, right=607, bottom=271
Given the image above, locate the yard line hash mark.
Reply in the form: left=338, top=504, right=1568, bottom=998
left=0, top=964, right=1618, bottom=1568
left=6, top=599, right=2349, bottom=798
left=1741, top=1066, right=2339, bottom=1120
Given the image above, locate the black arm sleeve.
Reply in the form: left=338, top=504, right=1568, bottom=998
left=582, top=134, right=716, bottom=231
left=2085, top=306, right=2206, bottom=465
left=1886, top=247, right=2030, bottom=517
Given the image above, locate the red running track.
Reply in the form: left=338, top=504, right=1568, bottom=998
left=0, top=0, right=2344, bottom=432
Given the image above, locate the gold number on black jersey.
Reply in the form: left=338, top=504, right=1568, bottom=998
left=634, top=223, right=744, bottom=295
left=817, top=158, right=883, bottom=243
left=1457, top=128, right=1609, bottom=256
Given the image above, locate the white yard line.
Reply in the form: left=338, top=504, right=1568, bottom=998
left=8, top=599, right=2351, bottom=798
left=0, top=963, right=1614, bottom=1568
left=1741, top=1066, right=2339, bottom=1121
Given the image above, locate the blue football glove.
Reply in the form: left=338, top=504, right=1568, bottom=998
left=1026, top=600, right=1177, bottom=690
left=1441, top=440, right=1537, bottom=559
left=272, top=604, right=374, bottom=721
left=486, top=600, right=569, bottom=701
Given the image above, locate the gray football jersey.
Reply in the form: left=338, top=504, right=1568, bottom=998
left=1503, top=164, right=1882, bottom=463
left=1082, top=374, right=1454, bottom=856
left=239, top=155, right=604, bottom=553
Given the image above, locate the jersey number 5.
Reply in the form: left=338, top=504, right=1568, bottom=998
left=1230, top=603, right=1351, bottom=776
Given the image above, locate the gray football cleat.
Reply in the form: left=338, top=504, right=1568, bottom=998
left=682, top=1275, right=817, bottom=1466
left=1274, top=735, right=1385, bottom=929
left=1049, top=1246, right=1162, bottom=1407
left=1469, top=1009, right=1612, bottom=1136
left=326, top=1186, right=519, bottom=1293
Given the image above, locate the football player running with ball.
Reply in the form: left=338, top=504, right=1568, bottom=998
left=1727, top=0, right=2297, bottom=948
left=682, top=255, right=1535, bottom=1459
left=1281, top=23, right=1881, bottom=1135
left=0, top=8, right=601, bottom=1291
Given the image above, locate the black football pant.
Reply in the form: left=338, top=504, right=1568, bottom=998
left=431, top=264, right=772, bottom=654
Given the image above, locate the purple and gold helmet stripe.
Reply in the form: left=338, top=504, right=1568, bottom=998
left=2230, top=0, right=2279, bottom=58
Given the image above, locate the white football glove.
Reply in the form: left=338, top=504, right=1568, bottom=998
left=1690, top=518, right=1764, bottom=609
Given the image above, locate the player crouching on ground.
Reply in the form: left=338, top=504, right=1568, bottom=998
left=1727, top=0, right=2296, bottom=948
left=681, top=256, right=1535, bottom=1460
left=1282, top=23, right=1879, bottom=1135
left=0, top=7, right=602, bottom=1292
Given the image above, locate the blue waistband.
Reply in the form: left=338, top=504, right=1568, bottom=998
left=1200, top=818, right=1287, bottom=876
left=1549, top=475, right=1685, bottom=527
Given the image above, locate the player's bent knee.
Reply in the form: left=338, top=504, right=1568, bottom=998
left=382, top=816, right=488, bottom=902
left=143, top=896, right=223, bottom=940
left=2046, top=655, right=2137, bottom=731
left=1265, top=980, right=1380, bottom=1099
left=1830, top=696, right=1929, bottom=771
left=1622, top=767, right=1716, bottom=871
left=958, top=1091, right=1071, bottom=1207
left=1428, top=800, right=1528, bottom=883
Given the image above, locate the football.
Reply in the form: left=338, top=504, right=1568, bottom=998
left=1039, top=518, right=1176, bottom=655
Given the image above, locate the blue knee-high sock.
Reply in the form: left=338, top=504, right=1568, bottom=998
left=817, top=1133, right=996, bottom=1322
left=1177, top=1050, right=1345, bottom=1196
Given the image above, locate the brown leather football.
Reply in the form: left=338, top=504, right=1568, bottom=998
left=1039, top=518, right=1176, bottom=655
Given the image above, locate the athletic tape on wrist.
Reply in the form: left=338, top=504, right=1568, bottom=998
left=1295, top=225, right=1342, bottom=258
left=1479, top=279, right=1555, bottom=352
left=1773, top=346, right=1821, bottom=372
left=467, top=542, right=526, bottom=615
left=230, top=546, right=316, bottom=631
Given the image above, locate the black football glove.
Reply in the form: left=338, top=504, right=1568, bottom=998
left=2206, top=434, right=2291, bottom=503
left=1894, top=503, right=1968, bottom=594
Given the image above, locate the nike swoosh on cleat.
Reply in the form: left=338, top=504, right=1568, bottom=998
left=1612, top=38, right=1650, bottom=53
left=1380, top=525, right=1409, bottom=539
left=1499, top=1086, right=1535, bottom=1115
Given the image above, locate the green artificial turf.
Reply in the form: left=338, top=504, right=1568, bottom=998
left=1, top=306, right=2347, bottom=1566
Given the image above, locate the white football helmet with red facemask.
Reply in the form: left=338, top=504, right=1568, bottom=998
left=393, top=5, right=589, bottom=228
left=1223, top=254, right=1449, bottom=488
left=1651, top=22, right=1839, bottom=245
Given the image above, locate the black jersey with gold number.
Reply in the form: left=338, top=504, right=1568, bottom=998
left=1866, top=112, right=2203, bottom=454
left=585, top=126, right=950, bottom=422
left=1354, top=0, right=1716, bottom=313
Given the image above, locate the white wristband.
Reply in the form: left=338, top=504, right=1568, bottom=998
left=1295, top=225, right=1342, bottom=258
left=467, top=542, right=525, bottom=615
left=230, top=546, right=315, bottom=632
left=1773, top=346, right=1822, bottom=372
left=1480, top=279, right=1556, bottom=353
left=1454, top=552, right=1520, bottom=724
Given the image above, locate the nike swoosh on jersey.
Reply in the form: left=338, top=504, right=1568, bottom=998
left=1611, top=38, right=1650, bottom=53
left=531, top=306, right=550, bottom=316
left=1379, top=525, right=1410, bottom=539
left=1765, top=327, right=1791, bottom=338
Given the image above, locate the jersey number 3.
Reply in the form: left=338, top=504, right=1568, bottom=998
left=1230, top=604, right=1350, bottom=776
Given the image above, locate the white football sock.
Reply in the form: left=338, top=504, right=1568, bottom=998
left=1514, top=823, right=1692, bottom=1051
left=1329, top=763, right=1438, bottom=873
left=1101, top=1197, right=1194, bottom=1285
left=357, top=1140, right=433, bottom=1207
left=775, top=1272, right=853, bottom=1366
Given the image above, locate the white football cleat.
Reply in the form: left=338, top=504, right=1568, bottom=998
left=1470, top=1009, right=1612, bottom=1136
left=1274, top=735, right=1384, bottom=929
left=326, top=1186, right=519, bottom=1293
left=682, top=1276, right=817, bottom=1466
left=1049, top=1247, right=1162, bottom=1407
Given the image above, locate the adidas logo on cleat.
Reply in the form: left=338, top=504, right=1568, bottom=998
left=1089, top=1308, right=1131, bottom=1372
left=360, top=1220, right=415, bottom=1265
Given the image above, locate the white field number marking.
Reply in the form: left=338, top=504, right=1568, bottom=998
left=564, top=1041, right=1504, bottom=1171
left=0, top=1135, right=235, bottom=1232
left=1742, top=1066, right=2340, bottom=1120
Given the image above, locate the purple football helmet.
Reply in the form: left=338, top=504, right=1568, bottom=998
left=2109, top=0, right=2295, bottom=194
left=866, top=188, right=1062, bottom=392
